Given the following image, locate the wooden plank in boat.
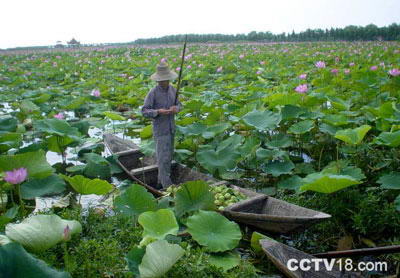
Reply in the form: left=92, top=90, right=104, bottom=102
left=131, top=164, right=158, bottom=175
left=209, top=180, right=228, bottom=187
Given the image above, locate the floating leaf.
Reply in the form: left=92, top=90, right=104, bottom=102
left=5, top=214, right=81, bottom=252
left=138, top=209, right=179, bottom=246
left=186, top=210, right=241, bottom=252
left=377, top=172, right=400, bottom=189
left=174, top=180, right=216, bottom=217
left=60, top=174, right=113, bottom=195
left=209, top=252, right=240, bottom=272
left=0, top=116, right=18, bottom=132
left=0, top=243, right=70, bottom=278
left=300, top=173, right=361, bottom=193
left=114, top=184, right=157, bottom=217
left=33, top=119, right=81, bottom=140
left=0, top=132, right=22, bottom=153
left=242, top=110, right=281, bottom=130
left=277, top=175, right=303, bottom=191
left=196, top=145, right=241, bottom=176
left=139, top=240, right=184, bottom=278
left=334, top=125, right=371, bottom=145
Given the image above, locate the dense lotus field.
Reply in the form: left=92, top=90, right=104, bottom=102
left=0, top=41, right=400, bottom=277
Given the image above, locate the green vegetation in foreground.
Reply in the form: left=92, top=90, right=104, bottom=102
left=36, top=208, right=259, bottom=278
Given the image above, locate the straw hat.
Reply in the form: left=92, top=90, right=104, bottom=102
left=150, top=62, right=178, bottom=81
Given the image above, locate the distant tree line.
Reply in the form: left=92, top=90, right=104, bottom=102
left=134, top=23, right=400, bottom=44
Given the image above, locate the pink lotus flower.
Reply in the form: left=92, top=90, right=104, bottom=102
left=4, top=168, right=28, bottom=184
left=176, top=67, right=181, bottom=72
left=380, top=62, right=385, bottom=67
left=91, top=89, right=101, bottom=97
left=63, top=225, right=71, bottom=241
left=160, top=58, right=167, bottom=63
left=349, top=62, right=355, bottom=67
left=54, top=112, right=64, bottom=119
left=239, top=54, right=244, bottom=59
left=388, top=68, right=400, bottom=76
left=187, top=65, right=192, bottom=69
left=370, top=65, right=378, bottom=71
left=216, top=66, right=223, bottom=73
left=295, top=84, right=308, bottom=94
left=331, top=69, right=339, bottom=74
left=173, top=58, right=177, bottom=62
left=259, top=61, right=265, bottom=65
left=335, top=57, right=340, bottom=63
left=299, top=74, right=307, bottom=79
left=256, top=70, right=262, bottom=75
left=315, top=61, right=326, bottom=68
left=344, top=69, right=351, bottom=74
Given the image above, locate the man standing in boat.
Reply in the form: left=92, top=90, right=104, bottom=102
left=141, top=62, right=182, bottom=189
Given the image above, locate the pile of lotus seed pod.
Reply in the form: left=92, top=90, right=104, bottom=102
left=210, top=185, right=247, bottom=211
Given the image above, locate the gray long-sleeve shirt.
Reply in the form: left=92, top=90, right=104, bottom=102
left=141, top=84, right=182, bottom=137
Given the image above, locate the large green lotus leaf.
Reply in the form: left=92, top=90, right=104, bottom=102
left=265, top=92, right=302, bottom=107
left=186, top=210, right=242, bottom=252
left=0, top=150, right=54, bottom=179
left=373, top=130, right=400, bottom=147
left=262, top=160, right=295, bottom=177
left=0, top=132, right=22, bottom=153
left=126, top=246, right=145, bottom=276
left=334, top=125, right=371, bottom=145
left=323, top=114, right=348, bottom=126
left=242, top=110, right=281, bottom=130
left=139, top=139, right=155, bottom=156
left=216, top=134, right=243, bottom=152
left=288, top=120, right=314, bottom=134
left=33, top=119, right=81, bottom=140
left=21, top=174, right=66, bottom=200
left=196, top=145, right=241, bottom=175
left=237, top=136, right=261, bottom=158
left=114, top=184, right=157, bottom=217
left=377, top=172, right=400, bottom=189
left=47, top=135, right=75, bottom=154
left=319, top=123, right=339, bottom=135
left=83, top=153, right=111, bottom=179
left=280, top=105, right=304, bottom=120
left=5, top=214, right=82, bottom=252
left=139, top=240, right=184, bottom=278
left=140, top=125, right=153, bottom=139
left=174, top=180, right=216, bottom=217
left=201, top=123, right=231, bottom=139
left=138, top=209, right=178, bottom=246
left=20, top=100, right=40, bottom=114
left=209, top=252, right=240, bottom=272
left=60, top=174, right=113, bottom=195
left=256, top=148, right=288, bottom=161
left=177, top=122, right=207, bottom=136
left=103, top=111, right=126, bottom=121
left=321, top=160, right=366, bottom=180
left=0, top=116, right=18, bottom=132
left=0, top=243, right=71, bottom=278
left=300, top=173, right=361, bottom=193
left=265, top=133, right=293, bottom=149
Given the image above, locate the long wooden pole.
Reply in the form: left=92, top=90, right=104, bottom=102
left=174, top=34, right=188, bottom=105
left=313, top=245, right=400, bottom=258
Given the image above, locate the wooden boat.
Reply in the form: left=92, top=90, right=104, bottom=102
left=223, top=195, right=331, bottom=233
left=260, top=239, right=362, bottom=278
left=103, top=133, right=331, bottom=233
left=103, top=133, right=258, bottom=198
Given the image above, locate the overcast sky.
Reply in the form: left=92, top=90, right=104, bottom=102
left=1, top=0, right=399, bottom=49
